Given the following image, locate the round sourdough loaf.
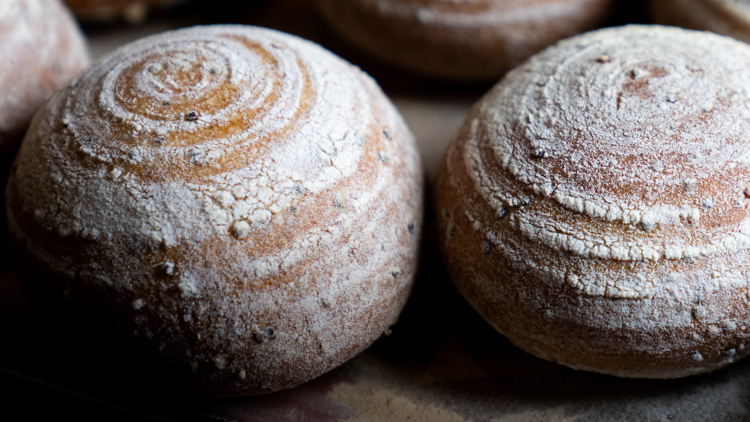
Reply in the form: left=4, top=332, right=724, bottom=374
left=64, top=0, right=187, bottom=23
left=7, top=25, right=423, bottom=396
left=313, top=0, right=616, bottom=80
left=0, top=0, right=89, bottom=153
left=435, top=25, right=750, bottom=378
left=651, top=0, right=750, bottom=44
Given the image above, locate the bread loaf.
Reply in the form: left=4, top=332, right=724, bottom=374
left=8, top=25, right=423, bottom=396
left=64, top=0, right=187, bottom=23
left=0, top=0, right=89, bottom=153
left=651, top=0, right=750, bottom=44
left=313, top=0, right=616, bottom=80
left=435, top=25, right=750, bottom=378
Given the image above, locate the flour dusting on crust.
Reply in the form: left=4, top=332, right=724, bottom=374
left=8, top=25, right=423, bottom=396
left=0, top=0, right=89, bottom=149
left=436, top=26, right=750, bottom=378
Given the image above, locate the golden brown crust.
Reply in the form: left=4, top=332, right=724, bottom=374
left=8, top=25, right=423, bottom=397
left=0, top=0, right=89, bottom=153
left=435, top=25, right=750, bottom=378
left=313, top=0, right=616, bottom=81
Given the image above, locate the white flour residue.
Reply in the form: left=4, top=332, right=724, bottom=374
left=437, top=26, right=750, bottom=378
left=8, top=25, right=423, bottom=394
left=466, top=26, right=750, bottom=266
left=20, top=26, right=375, bottom=248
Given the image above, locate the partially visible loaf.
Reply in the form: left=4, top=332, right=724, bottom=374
left=651, top=0, right=750, bottom=44
left=313, top=0, right=616, bottom=81
left=64, top=0, right=188, bottom=23
left=0, top=0, right=89, bottom=153
left=436, top=25, right=750, bottom=378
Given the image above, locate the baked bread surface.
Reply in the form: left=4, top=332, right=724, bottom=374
left=8, top=25, right=423, bottom=396
left=436, top=25, right=750, bottom=378
left=0, top=0, right=89, bottom=152
left=651, top=0, right=750, bottom=44
left=314, top=0, right=615, bottom=80
left=64, top=0, right=187, bottom=23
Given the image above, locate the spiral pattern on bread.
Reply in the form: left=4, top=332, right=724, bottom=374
left=8, top=25, right=423, bottom=396
left=436, top=25, right=750, bottom=378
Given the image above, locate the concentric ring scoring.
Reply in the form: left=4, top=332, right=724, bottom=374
left=111, top=46, right=238, bottom=122
left=24, top=25, right=379, bottom=243
left=60, top=29, right=333, bottom=183
left=9, top=25, right=423, bottom=396
left=436, top=26, right=750, bottom=378
left=467, top=26, right=750, bottom=268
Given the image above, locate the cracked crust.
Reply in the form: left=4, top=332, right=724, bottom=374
left=435, top=25, right=750, bottom=378
left=8, top=25, right=423, bottom=397
left=313, top=0, right=616, bottom=80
